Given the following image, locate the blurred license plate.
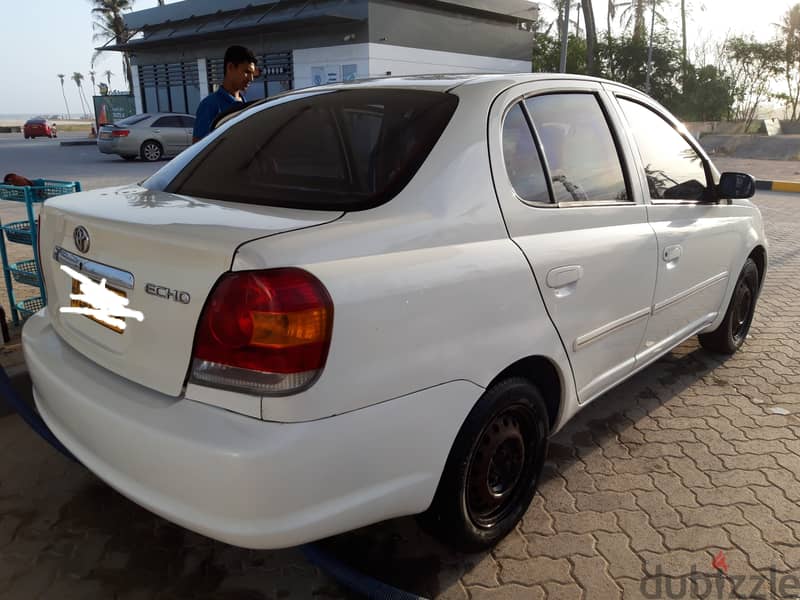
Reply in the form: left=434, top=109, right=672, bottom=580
left=70, top=278, right=127, bottom=334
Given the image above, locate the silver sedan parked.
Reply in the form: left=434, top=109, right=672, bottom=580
left=98, top=113, right=195, bottom=162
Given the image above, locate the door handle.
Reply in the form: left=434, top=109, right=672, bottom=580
left=663, top=245, right=682, bottom=262
left=152, top=129, right=161, bottom=133
left=547, top=265, right=583, bottom=288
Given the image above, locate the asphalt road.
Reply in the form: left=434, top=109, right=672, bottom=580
left=0, top=132, right=165, bottom=192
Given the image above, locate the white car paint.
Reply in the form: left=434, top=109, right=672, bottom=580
left=23, top=73, right=767, bottom=549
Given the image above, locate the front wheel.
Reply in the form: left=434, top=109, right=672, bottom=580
left=698, top=258, right=759, bottom=354
left=419, top=377, right=549, bottom=552
left=140, top=140, right=163, bottom=162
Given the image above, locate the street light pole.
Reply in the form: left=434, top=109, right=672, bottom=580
left=559, top=1, right=571, bottom=73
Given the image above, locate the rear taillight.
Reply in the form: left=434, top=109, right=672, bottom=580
left=189, top=268, right=333, bottom=395
left=111, top=129, right=129, bottom=137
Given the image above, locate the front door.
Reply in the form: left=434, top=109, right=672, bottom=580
left=607, top=91, right=752, bottom=364
left=490, top=81, right=658, bottom=403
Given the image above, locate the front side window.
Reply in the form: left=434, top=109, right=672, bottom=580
left=159, top=89, right=458, bottom=211
left=501, top=103, right=550, bottom=203
left=617, top=98, right=708, bottom=200
left=526, top=94, right=628, bottom=203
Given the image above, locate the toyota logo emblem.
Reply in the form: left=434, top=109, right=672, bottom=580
left=73, top=226, right=90, bottom=254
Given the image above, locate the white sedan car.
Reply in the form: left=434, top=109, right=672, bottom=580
left=23, top=74, right=766, bottom=552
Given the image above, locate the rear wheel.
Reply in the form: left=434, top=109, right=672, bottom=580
left=698, top=258, right=759, bottom=354
left=140, top=140, right=163, bottom=162
left=419, top=377, right=549, bottom=551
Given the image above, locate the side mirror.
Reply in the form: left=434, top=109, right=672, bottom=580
left=717, top=172, right=755, bottom=199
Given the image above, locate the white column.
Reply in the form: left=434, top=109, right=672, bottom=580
left=131, top=64, right=143, bottom=114
left=197, top=58, right=209, bottom=99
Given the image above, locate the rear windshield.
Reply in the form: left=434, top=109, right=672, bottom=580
left=115, top=114, right=150, bottom=126
left=156, top=89, right=458, bottom=211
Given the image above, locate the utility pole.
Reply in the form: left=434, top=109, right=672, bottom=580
left=645, top=0, right=656, bottom=92
left=559, top=1, right=572, bottom=73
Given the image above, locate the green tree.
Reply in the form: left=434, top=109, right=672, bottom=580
left=720, top=36, right=783, bottom=127
left=675, top=64, right=733, bottom=120
left=91, top=0, right=134, bottom=92
left=599, top=33, right=683, bottom=109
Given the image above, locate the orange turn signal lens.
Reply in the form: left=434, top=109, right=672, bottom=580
left=250, top=308, right=330, bottom=348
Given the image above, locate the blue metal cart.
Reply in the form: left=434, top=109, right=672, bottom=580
left=0, top=179, right=82, bottom=325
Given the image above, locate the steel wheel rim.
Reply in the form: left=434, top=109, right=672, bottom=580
left=466, top=404, right=536, bottom=528
left=732, top=279, right=753, bottom=342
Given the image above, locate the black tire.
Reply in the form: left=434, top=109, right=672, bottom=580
left=698, top=258, right=759, bottom=354
left=140, top=140, right=163, bottom=162
left=419, top=377, right=549, bottom=552
left=24, top=135, right=29, bottom=139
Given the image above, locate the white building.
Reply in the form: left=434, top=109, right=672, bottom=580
left=110, top=0, right=538, bottom=114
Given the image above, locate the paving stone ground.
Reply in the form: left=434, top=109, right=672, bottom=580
left=0, top=188, right=799, bottom=599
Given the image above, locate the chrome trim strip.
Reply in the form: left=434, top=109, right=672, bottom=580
left=53, top=246, right=134, bottom=290
left=574, top=306, right=651, bottom=351
left=653, top=271, right=729, bottom=315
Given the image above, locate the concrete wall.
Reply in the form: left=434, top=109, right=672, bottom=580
left=698, top=134, right=800, bottom=160
left=367, top=43, right=530, bottom=78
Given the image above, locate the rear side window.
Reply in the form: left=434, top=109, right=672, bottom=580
left=116, top=114, right=150, bottom=126
left=166, top=89, right=458, bottom=211
left=525, top=94, right=628, bottom=203
left=501, top=103, right=550, bottom=203
left=152, top=116, right=183, bottom=128
left=179, top=116, right=195, bottom=128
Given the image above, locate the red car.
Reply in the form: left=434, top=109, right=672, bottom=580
left=23, top=119, right=57, bottom=139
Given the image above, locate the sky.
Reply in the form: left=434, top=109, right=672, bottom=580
left=0, top=0, right=796, bottom=117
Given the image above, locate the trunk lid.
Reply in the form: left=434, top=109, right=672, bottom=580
left=40, top=185, right=342, bottom=396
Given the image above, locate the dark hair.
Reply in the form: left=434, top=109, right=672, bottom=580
left=224, top=45, right=257, bottom=70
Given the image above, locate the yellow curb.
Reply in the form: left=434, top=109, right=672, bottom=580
left=771, top=181, right=800, bottom=193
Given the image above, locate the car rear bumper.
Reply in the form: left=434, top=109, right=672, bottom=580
left=22, top=308, right=479, bottom=549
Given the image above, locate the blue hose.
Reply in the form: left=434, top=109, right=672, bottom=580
left=1, top=363, right=429, bottom=600
left=0, top=364, right=76, bottom=462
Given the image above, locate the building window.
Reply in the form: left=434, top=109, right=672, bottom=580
left=139, top=61, right=200, bottom=114
left=206, top=52, right=293, bottom=99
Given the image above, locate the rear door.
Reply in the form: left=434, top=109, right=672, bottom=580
left=150, top=116, right=186, bottom=155
left=179, top=116, right=195, bottom=150
left=606, top=88, right=751, bottom=363
left=489, top=80, right=658, bottom=403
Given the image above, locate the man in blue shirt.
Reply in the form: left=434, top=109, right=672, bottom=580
left=193, top=45, right=257, bottom=142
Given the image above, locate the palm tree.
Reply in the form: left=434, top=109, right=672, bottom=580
left=103, top=69, right=113, bottom=87
left=582, top=0, right=598, bottom=74
left=779, top=4, right=800, bottom=119
left=91, top=0, right=134, bottom=92
left=57, top=74, right=71, bottom=119
left=71, top=72, right=89, bottom=118
left=616, top=0, right=667, bottom=43
left=89, top=70, right=97, bottom=95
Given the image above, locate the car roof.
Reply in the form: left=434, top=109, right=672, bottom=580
left=304, top=73, right=643, bottom=95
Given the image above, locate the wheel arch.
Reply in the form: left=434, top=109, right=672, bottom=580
left=487, top=355, right=564, bottom=431
left=748, top=244, right=767, bottom=290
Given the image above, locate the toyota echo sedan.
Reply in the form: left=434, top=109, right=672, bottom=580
left=97, top=112, right=195, bottom=161
left=23, top=74, right=767, bottom=552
